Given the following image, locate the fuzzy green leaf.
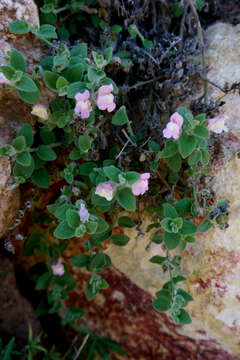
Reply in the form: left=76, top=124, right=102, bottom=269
left=116, top=187, right=136, bottom=211
left=112, top=105, right=128, bottom=126
left=10, top=49, right=26, bottom=72
left=178, top=134, right=196, bottom=159
left=36, top=145, right=57, bottom=161
left=111, top=234, right=130, bottom=246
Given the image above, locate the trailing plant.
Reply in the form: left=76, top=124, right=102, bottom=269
left=0, top=8, right=229, bottom=332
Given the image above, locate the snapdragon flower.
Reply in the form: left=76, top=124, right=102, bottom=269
left=163, top=112, right=184, bottom=140
left=96, top=84, right=116, bottom=112
left=131, top=173, right=150, bottom=196
left=207, top=115, right=228, bottom=134
left=95, top=182, right=114, bottom=201
left=74, top=90, right=92, bottom=119
left=31, top=104, right=48, bottom=120
left=79, top=203, right=89, bottom=223
left=52, top=259, right=65, bottom=276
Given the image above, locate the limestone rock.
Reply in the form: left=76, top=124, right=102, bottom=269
left=62, top=22, right=240, bottom=358
left=0, top=0, right=40, bottom=238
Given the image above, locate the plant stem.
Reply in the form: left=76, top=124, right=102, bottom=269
left=186, top=0, right=208, bottom=106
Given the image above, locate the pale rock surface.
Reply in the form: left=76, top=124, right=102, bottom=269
left=104, top=22, right=240, bottom=357
left=0, top=0, right=41, bottom=238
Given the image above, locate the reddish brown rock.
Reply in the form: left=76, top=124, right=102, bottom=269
left=0, top=253, right=41, bottom=341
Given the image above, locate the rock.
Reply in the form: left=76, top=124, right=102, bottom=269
left=61, top=22, right=240, bottom=358
left=0, top=0, right=41, bottom=238
left=0, top=253, right=41, bottom=341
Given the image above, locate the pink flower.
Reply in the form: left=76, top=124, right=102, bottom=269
left=95, top=182, right=114, bottom=201
left=131, top=173, right=150, bottom=196
left=96, top=84, right=116, bottom=112
left=79, top=203, right=89, bottom=223
left=170, top=112, right=184, bottom=128
left=52, top=259, right=65, bottom=276
left=74, top=90, right=92, bottom=119
left=207, top=115, right=228, bottom=134
left=163, top=122, right=181, bottom=140
left=163, top=112, right=184, bottom=140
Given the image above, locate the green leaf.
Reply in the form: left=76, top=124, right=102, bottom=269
left=56, top=76, right=68, bottom=90
left=164, top=232, right=181, bottom=249
left=40, top=127, right=56, bottom=145
left=95, top=217, right=109, bottom=234
left=13, top=136, right=26, bottom=151
left=15, top=74, right=38, bottom=92
left=13, top=156, right=35, bottom=179
left=66, top=209, right=80, bottom=229
left=201, top=149, right=210, bottom=165
left=173, top=3, right=184, bottom=17
left=150, top=233, right=163, bottom=244
left=103, top=47, right=112, bottom=65
left=85, top=220, right=98, bottom=234
left=92, top=51, right=105, bottom=68
left=35, top=24, right=57, bottom=39
left=91, top=253, right=111, bottom=271
left=195, top=113, right=206, bottom=122
left=36, top=145, right=57, bottom=161
left=112, top=105, right=128, bottom=126
left=179, top=220, right=197, bottom=235
left=67, top=81, right=86, bottom=98
left=31, top=168, right=50, bottom=188
left=78, top=135, right=91, bottom=152
left=196, top=0, right=205, bottom=11
left=35, top=272, right=52, bottom=290
left=176, top=288, right=193, bottom=305
left=185, top=235, right=195, bottom=243
left=175, top=198, right=192, bottom=216
left=43, top=71, right=59, bottom=91
left=193, top=125, right=209, bottom=138
left=163, top=203, right=178, bottom=218
left=197, top=219, right=212, bottom=233
left=9, top=20, right=31, bottom=34
left=188, top=149, right=202, bottom=166
left=70, top=254, right=91, bottom=268
left=53, top=204, right=72, bottom=221
left=75, top=224, right=86, bottom=237
left=172, top=308, right=192, bottom=324
left=118, top=216, right=135, bottom=228
left=177, top=107, right=194, bottom=124
left=149, top=256, right=166, bottom=264
left=0, top=65, right=15, bottom=80
left=167, top=153, right=182, bottom=171
left=116, top=187, right=136, bottom=211
left=153, top=296, right=171, bottom=311
left=111, top=234, right=130, bottom=246
left=103, top=166, right=121, bottom=183
left=18, top=123, right=33, bottom=147
left=10, top=49, right=26, bottom=72
left=125, top=171, right=140, bottom=185
left=70, top=43, right=88, bottom=58
left=161, top=217, right=183, bottom=233
left=65, top=64, right=84, bottom=82
left=0, top=145, right=16, bottom=157
left=148, top=140, right=160, bottom=152
left=18, top=89, right=40, bottom=104
left=78, top=162, right=97, bottom=175
left=16, top=151, right=31, bottom=166
left=178, top=134, right=196, bottom=159
left=54, top=220, right=75, bottom=239
left=143, top=39, right=154, bottom=49
left=88, top=67, right=105, bottom=82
